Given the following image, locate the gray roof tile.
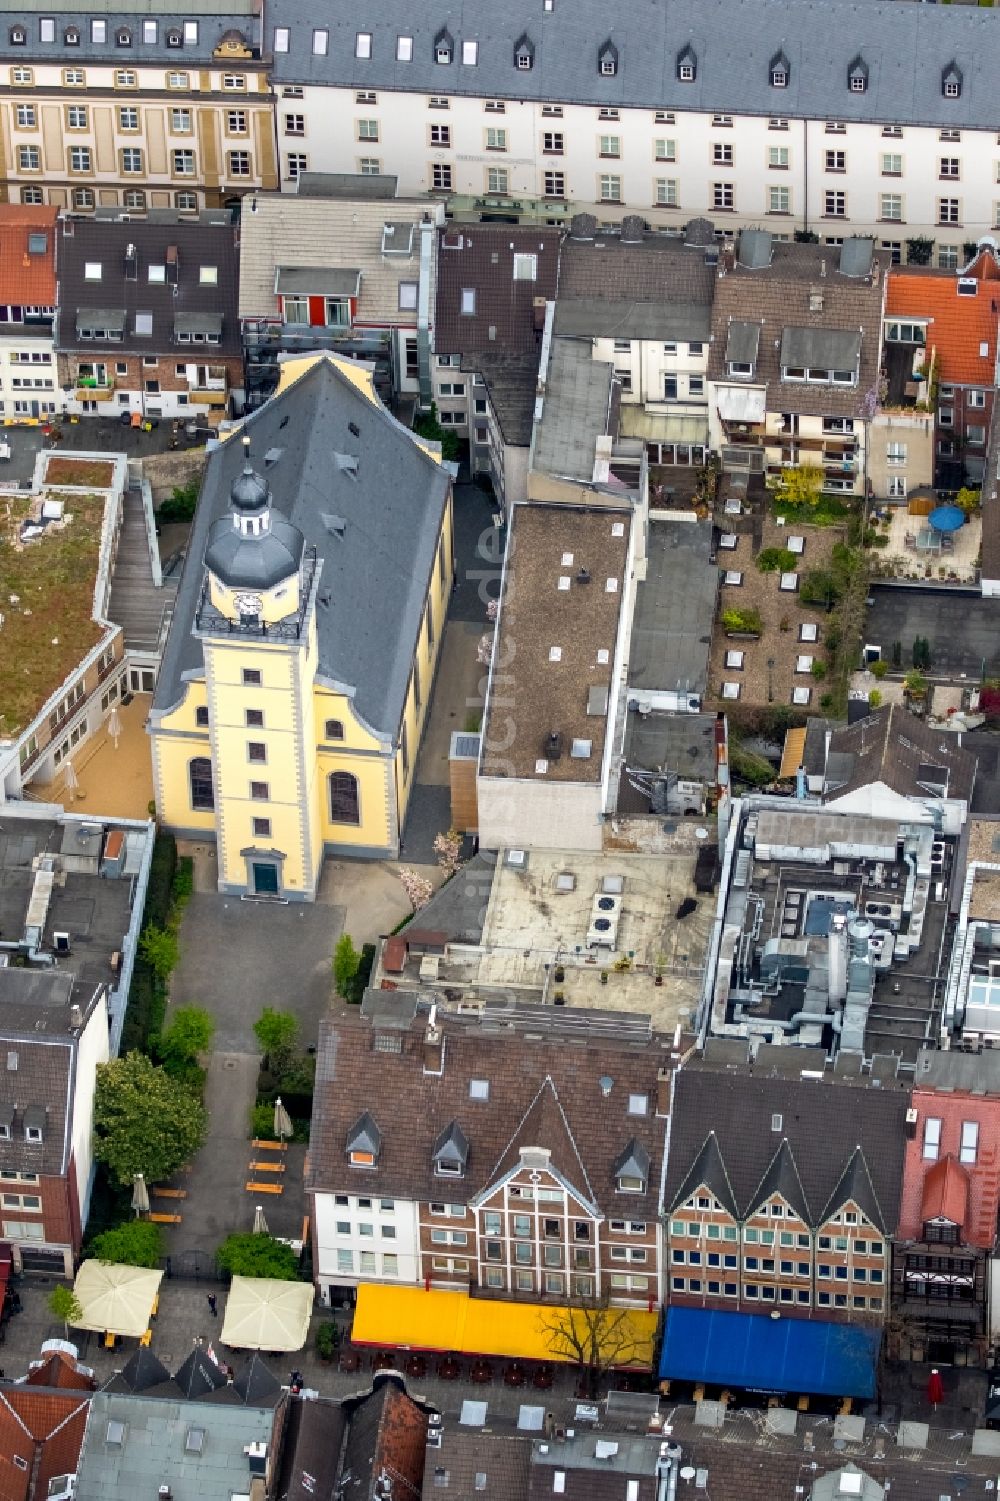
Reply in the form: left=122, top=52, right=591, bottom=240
left=265, top=0, right=1000, bottom=132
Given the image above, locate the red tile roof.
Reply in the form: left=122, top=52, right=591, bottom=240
left=886, top=250, right=1000, bottom=386
left=920, top=1153, right=969, bottom=1229
left=0, top=207, right=57, bottom=308
left=0, top=1387, right=89, bottom=1501
left=25, top=1351, right=96, bottom=1392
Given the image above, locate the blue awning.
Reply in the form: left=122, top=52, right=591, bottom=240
left=660, top=1307, right=880, bottom=1399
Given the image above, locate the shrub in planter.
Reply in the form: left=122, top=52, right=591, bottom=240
left=721, top=606, right=764, bottom=636
left=316, top=1322, right=337, bottom=1361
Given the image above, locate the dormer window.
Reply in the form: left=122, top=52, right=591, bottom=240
left=346, top=1110, right=380, bottom=1168
left=167, top=29, right=183, bottom=48
left=116, top=28, right=132, bottom=47
left=847, top=56, right=868, bottom=94
left=23, top=1106, right=45, bottom=1144
left=434, top=29, right=453, bottom=65
left=676, top=45, right=697, bottom=83
left=432, top=1120, right=469, bottom=1178
left=64, top=27, right=80, bottom=46
left=514, top=34, right=534, bottom=70
left=770, top=51, right=789, bottom=89
left=614, top=1139, right=650, bottom=1194
left=10, top=25, right=25, bottom=45
left=598, top=40, right=618, bottom=78
left=942, top=62, right=963, bottom=99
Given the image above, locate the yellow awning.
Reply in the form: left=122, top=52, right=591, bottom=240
left=352, top=1284, right=657, bottom=1369
left=779, top=726, right=807, bottom=780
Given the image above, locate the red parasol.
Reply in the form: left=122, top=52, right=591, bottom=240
left=927, top=1368, right=944, bottom=1407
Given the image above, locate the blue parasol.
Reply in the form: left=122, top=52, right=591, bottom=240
left=927, top=504, right=965, bottom=533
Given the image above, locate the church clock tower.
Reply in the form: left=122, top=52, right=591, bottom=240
left=195, top=436, right=323, bottom=900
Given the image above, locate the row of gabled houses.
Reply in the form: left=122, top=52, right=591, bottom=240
left=300, top=971, right=1000, bottom=1388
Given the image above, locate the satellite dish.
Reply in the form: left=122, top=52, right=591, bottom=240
left=680, top=1468, right=697, bottom=1482
left=694, top=827, right=709, bottom=841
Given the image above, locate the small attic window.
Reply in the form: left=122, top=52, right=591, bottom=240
left=435, top=31, right=453, bottom=64
left=770, top=52, right=789, bottom=88
left=958, top=278, right=978, bottom=296
left=942, top=63, right=962, bottom=99
left=514, top=34, right=534, bottom=70
left=64, top=26, right=80, bottom=45
left=847, top=56, right=868, bottom=93
left=9, top=25, right=24, bottom=44
left=116, top=28, right=132, bottom=46
left=598, top=41, right=618, bottom=77
left=28, top=232, right=47, bottom=254
left=185, top=1427, right=206, bottom=1454
left=677, top=47, right=696, bottom=82
left=470, top=1078, right=489, bottom=1101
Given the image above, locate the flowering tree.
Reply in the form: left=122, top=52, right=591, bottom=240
left=397, top=867, right=433, bottom=911
left=433, top=829, right=462, bottom=879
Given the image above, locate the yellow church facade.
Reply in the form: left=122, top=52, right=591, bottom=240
left=149, top=353, right=454, bottom=900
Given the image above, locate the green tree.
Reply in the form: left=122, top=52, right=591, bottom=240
left=252, top=1008, right=299, bottom=1076
left=904, top=670, right=928, bottom=699
left=755, top=547, right=797, bottom=573
left=333, top=933, right=361, bottom=999
left=956, top=486, right=981, bottom=516
left=413, top=402, right=460, bottom=462
left=775, top=463, right=823, bottom=509
left=800, top=568, right=841, bottom=607
left=216, top=1231, right=299, bottom=1281
left=48, top=1284, right=82, bottom=1337
left=139, top=923, right=179, bottom=982
left=94, top=1052, right=208, bottom=1187
left=159, top=1005, right=214, bottom=1064
left=89, top=1220, right=164, bottom=1269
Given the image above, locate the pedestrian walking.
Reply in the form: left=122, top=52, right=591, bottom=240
left=207, top=1293, right=218, bottom=1317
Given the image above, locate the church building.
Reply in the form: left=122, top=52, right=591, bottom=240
left=148, top=352, right=454, bottom=899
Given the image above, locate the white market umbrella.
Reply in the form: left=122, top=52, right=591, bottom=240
left=252, top=1204, right=269, bottom=1236
left=107, top=704, right=122, bottom=748
left=221, top=1276, right=312, bottom=1352
left=131, top=1173, right=150, bottom=1217
left=273, top=1097, right=292, bottom=1143
left=72, top=1261, right=163, bottom=1337
left=63, top=759, right=79, bottom=802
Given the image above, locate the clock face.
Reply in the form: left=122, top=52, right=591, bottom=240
left=234, top=591, right=263, bottom=616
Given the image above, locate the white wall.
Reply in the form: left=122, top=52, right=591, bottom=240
left=279, top=86, right=994, bottom=256
left=314, top=1189, right=420, bottom=1300
left=72, top=993, right=110, bottom=1228
left=0, top=331, right=57, bottom=421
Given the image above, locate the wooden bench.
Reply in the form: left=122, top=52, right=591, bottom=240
left=151, top=1186, right=188, bottom=1199
left=249, top=1160, right=285, bottom=1174
left=252, top=1138, right=288, bottom=1152
left=246, top=1181, right=284, bottom=1195
left=149, top=1212, right=182, bottom=1224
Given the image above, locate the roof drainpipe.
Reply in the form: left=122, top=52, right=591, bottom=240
left=416, top=214, right=434, bottom=409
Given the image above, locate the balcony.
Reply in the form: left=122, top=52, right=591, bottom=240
left=75, top=382, right=113, bottom=401
left=188, top=387, right=227, bottom=406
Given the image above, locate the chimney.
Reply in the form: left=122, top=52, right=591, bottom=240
left=166, top=244, right=179, bottom=283
left=423, top=1006, right=444, bottom=1075
left=721, top=245, right=735, bottom=274
left=68, top=1004, right=83, bottom=1030
left=656, top=1067, right=672, bottom=1117
left=820, top=257, right=827, bottom=279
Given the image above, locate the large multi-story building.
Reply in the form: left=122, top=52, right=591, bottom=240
left=0, top=0, right=276, bottom=213
left=308, top=994, right=674, bottom=1311
left=264, top=0, right=1000, bottom=261
left=0, top=204, right=57, bottom=421
left=54, top=212, right=243, bottom=421
left=148, top=351, right=454, bottom=899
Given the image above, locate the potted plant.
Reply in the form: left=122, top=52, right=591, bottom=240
left=553, top=964, right=565, bottom=984
left=600, top=969, right=609, bottom=986
left=316, top=1322, right=337, bottom=1363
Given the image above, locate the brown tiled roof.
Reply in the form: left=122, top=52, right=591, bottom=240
left=0, top=1032, right=74, bottom=1178
left=480, top=504, right=630, bottom=783
left=490, top=1079, right=597, bottom=1209
left=920, top=1153, right=969, bottom=1227
left=707, top=239, right=885, bottom=418
left=434, top=224, right=559, bottom=356
left=558, top=232, right=714, bottom=304
left=824, top=703, right=977, bottom=804
left=308, top=1011, right=671, bottom=1223
left=0, top=207, right=57, bottom=306
left=55, top=215, right=241, bottom=358
left=0, top=1388, right=89, bottom=1501
left=664, top=1056, right=909, bottom=1233
left=423, top=1430, right=532, bottom=1501
left=25, top=1351, right=96, bottom=1391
